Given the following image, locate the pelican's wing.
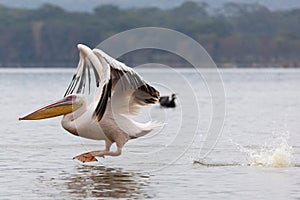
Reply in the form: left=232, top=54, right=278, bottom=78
left=93, top=48, right=160, bottom=115
left=64, top=44, right=111, bottom=121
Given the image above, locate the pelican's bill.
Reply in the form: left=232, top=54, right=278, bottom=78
left=19, top=96, right=80, bottom=120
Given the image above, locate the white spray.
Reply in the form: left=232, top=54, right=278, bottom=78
left=237, top=131, right=294, bottom=167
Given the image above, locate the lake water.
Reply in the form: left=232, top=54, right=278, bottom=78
left=0, top=68, right=300, bottom=199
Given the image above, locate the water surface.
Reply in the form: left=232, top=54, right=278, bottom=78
left=0, top=68, right=300, bottom=199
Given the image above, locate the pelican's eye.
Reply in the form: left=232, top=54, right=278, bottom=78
left=66, top=95, right=76, bottom=102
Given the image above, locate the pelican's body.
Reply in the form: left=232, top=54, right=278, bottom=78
left=19, top=44, right=160, bottom=162
left=60, top=96, right=107, bottom=140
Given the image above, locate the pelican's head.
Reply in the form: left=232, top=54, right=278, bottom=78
left=19, top=94, right=85, bottom=120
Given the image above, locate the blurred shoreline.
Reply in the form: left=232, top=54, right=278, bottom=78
left=0, top=62, right=298, bottom=68
left=1, top=3, right=300, bottom=68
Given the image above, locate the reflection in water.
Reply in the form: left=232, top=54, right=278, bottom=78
left=48, top=165, right=152, bottom=199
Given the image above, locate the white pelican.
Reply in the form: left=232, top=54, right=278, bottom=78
left=19, top=44, right=160, bottom=163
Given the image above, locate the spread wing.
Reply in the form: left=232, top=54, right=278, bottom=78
left=64, top=44, right=111, bottom=121
left=64, top=44, right=160, bottom=121
left=93, top=48, right=160, bottom=115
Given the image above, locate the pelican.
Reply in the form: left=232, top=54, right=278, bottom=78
left=19, top=44, right=160, bottom=163
left=159, top=93, right=176, bottom=108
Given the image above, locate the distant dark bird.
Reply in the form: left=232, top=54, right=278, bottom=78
left=159, top=93, right=176, bottom=108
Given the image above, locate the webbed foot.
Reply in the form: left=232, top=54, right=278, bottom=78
left=73, top=152, right=98, bottom=163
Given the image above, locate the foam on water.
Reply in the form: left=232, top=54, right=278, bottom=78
left=238, top=131, right=294, bottom=167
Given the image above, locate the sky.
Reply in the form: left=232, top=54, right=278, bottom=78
left=0, top=0, right=300, bottom=12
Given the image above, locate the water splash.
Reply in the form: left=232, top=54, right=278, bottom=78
left=238, top=131, right=294, bottom=168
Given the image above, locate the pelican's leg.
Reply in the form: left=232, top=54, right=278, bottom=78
left=98, top=136, right=127, bottom=157
left=86, top=136, right=127, bottom=158
left=73, top=140, right=113, bottom=163
left=101, top=145, right=122, bottom=157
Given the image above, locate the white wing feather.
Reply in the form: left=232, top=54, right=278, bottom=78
left=93, top=48, right=159, bottom=115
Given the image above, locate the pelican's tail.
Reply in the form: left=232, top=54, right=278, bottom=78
left=115, top=113, right=165, bottom=139
left=133, top=120, right=165, bottom=138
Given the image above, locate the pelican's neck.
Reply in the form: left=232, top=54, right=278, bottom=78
left=61, top=102, right=87, bottom=135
